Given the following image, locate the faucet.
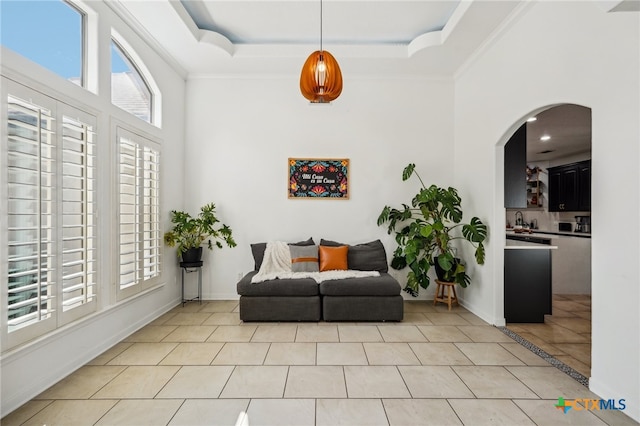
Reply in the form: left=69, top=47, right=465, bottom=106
left=515, top=211, right=524, bottom=226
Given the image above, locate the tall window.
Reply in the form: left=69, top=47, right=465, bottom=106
left=111, top=40, right=152, bottom=123
left=2, top=1, right=164, bottom=352
left=3, top=81, right=97, bottom=347
left=117, top=128, right=160, bottom=300
left=0, top=0, right=84, bottom=86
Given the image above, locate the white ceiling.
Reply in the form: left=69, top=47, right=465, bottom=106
left=110, top=0, right=524, bottom=76
left=178, top=0, right=460, bottom=45
left=110, top=0, right=636, bottom=77
left=526, top=104, right=592, bottom=163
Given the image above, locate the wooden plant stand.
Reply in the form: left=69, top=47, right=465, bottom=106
left=434, top=279, right=459, bottom=311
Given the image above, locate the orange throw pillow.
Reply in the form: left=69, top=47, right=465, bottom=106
left=319, top=245, right=349, bottom=272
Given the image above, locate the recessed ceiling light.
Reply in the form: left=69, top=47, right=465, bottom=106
left=527, top=117, right=537, bottom=122
left=540, top=135, right=551, bottom=141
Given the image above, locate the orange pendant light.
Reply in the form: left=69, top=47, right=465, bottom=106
left=300, top=0, right=342, bottom=103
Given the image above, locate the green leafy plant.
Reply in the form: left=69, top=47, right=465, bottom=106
left=377, top=163, right=487, bottom=296
left=164, top=202, right=236, bottom=256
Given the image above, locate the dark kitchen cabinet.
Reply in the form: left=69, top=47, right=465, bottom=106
left=504, top=124, right=527, bottom=208
left=577, top=161, right=591, bottom=211
left=548, top=160, right=590, bottom=212
left=504, top=248, right=552, bottom=323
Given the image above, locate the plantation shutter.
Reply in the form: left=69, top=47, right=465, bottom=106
left=59, top=110, right=97, bottom=320
left=6, top=94, right=57, bottom=334
left=117, top=128, right=160, bottom=299
left=3, top=82, right=99, bottom=347
left=118, top=136, right=139, bottom=291
left=142, top=146, right=160, bottom=280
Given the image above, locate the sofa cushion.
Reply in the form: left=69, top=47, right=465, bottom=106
left=251, top=238, right=315, bottom=271
left=290, top=245, right=319, bottom=272
left=318, top=273, right=401, bottom=296
left=320, top=239, right=388, bottom=273
left=323, top=295, right=404, bottom=322
left=237, top=271, right=319, bottom=296
left=240, top=296, right=321, bottom=322
left=319, top=245, right=348, bottom=272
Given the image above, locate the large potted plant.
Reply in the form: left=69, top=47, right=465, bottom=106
left=377, top=164, right=488, bottom=296
left=164, top=202, right=236, bottom=263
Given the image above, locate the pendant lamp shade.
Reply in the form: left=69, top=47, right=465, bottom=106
left=300, top=50, right=343, bottom=103
left=300, top=0, right=342, bottom=103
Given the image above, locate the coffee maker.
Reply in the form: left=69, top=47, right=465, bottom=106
left=575, top=216, right=591, bottom=233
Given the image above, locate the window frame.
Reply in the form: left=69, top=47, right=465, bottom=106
left=110, top=31, right=162, bottom=128
left=1, top=78, right=99, bottom=350
left=0, top=0, right=89, bottom=89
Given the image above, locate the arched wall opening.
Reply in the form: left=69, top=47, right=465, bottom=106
left=499, top=103, right=592, bottom=377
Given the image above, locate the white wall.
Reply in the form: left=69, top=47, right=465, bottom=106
left=183, top=76, right=454, bottom=300
left=0, top=2, right=186, bottom=416
left=454, top=1, right=639, bottom=422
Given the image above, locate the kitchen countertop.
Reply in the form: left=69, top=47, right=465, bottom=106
left=505, top=229, right=591, bottom=238
left=505, top=245, right=558, bottom=250
left=505, top=232, right=558, bottom=249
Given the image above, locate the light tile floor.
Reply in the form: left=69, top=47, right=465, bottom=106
left=3, top=300, right=637, bottom=426
left=506, top=294, right=592, bottom=378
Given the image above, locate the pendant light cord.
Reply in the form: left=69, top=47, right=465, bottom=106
left=320, top=0, right=323, bottom=53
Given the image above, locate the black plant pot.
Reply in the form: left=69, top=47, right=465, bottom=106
left=434, top=257, right=460, bottom=282
left=182, top=247, right=203, bottom=263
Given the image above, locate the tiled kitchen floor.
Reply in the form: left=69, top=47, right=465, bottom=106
left=506, top=294, right=592, bottom=378
left=4, top=299, right=636, bottom=426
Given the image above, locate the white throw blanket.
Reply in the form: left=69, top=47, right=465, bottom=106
left=257, top=241, right=292, bottom=274
left=251, top=241, right=380, bottom=284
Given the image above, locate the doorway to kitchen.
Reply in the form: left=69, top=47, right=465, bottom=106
left=503, top=104, right=592, bottom=379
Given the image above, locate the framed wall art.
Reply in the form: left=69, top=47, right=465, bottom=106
left=288, top=158, right=349, bottom=199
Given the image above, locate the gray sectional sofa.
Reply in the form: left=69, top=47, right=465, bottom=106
left=236, top=239, right=404, bottom=322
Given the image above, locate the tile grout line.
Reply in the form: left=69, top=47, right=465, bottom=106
left=162, top=397, right=187, bottom=426
left=497, top=326, right=589, bottom=387
left=449, top=365, right=479, bottom=399
left=444, top=398, right=465, bottom=425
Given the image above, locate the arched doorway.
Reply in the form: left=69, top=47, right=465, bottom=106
left=502, top=104, right=592, bottom=378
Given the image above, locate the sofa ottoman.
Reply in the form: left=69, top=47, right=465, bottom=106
left=237, top=271, right=321, bottom=321
left=320, top=273, right=403, bottom=321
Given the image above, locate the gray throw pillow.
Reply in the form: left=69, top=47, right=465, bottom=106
left=251, top=237, right=315, bottom=271
left=250, top=243, right=267, bottom=271
left=289, top=245, right=319, bottom=272
left=291, top=237, right=315, bottom=247
left=319, top=239, right=343, bottom=247
left=320, top=239, right=388, bottom=273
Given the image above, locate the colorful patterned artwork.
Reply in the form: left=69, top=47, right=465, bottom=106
left=288, top=158, right=349, bottom=199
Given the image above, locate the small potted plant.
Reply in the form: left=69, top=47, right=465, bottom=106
left=164, top=202, right=236, bottom=263
left=377, top=163, right=487, bottom=296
